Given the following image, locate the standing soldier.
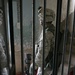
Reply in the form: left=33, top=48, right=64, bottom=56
left=30, top=7, right=63, bottom=75
left=0, top=8, right=8, bottom=75
left=0, top=33, right=8, bottom=75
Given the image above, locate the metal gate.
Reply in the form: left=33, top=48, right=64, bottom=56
left=0, top=0, right=75, bottom=75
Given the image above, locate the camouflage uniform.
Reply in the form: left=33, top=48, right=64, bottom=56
left=29, top=7, right=63, bottom=75
left=0, top=33, right=8, bottom=75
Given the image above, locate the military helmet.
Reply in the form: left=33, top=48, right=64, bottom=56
left=38, top=6, right=55, bottom=22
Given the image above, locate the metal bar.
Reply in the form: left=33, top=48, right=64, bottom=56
left=8, top=0, right=16, bottom=75
left=42, top=0, right=46, bottom=75
left=61, top=0, right=70, bottom=75
left=53, top=0, right=62, bottom=75
left=32, top=0, right=35, bottom=74
left=20, top=0, right=25, bottom=75
left=17, top=0, right=20, bottom=22
left=67, top=6, right=75, bottom=75
left=2, top=0, right=10, bottom=74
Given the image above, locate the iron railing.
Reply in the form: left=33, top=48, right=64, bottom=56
left=0, top=0, right=75, bottom=75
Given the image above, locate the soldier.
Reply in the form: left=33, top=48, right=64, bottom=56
left=0, top=8, right=8, bottom=75
left=36, top=7, right=55, bottom=75
left=0, top=33, right=8, bottom=75
left=29, top=7, right=63, bottom=75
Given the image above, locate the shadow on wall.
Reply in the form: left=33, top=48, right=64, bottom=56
left=60, top=12, right=74, bottom=35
